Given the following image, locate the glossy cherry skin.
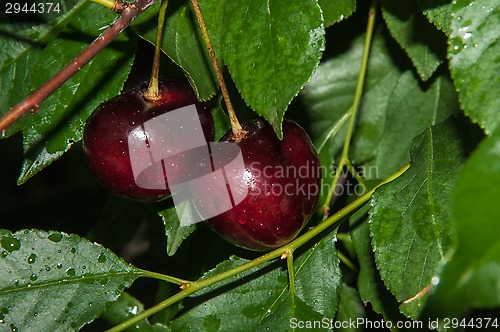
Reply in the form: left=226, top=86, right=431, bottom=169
left=203, top=119, right=321, bottom=251
left=83, top=78, right=214, bottom=202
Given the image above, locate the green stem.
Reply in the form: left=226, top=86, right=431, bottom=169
left=320, top=2, right=377, bottom=217
left=316, top=111, right=350, bottom=153
left=139, top=269, right=189, bottom=285
left=341, top=1, right=376, bottom=158
left=337, top=250, right=357, bottom=271
left=106, top=163, right=410, bottom=332
left=90, top=0, right=115, bottom=10
left=144, top=0, right=169, bottom=101
left=285, top=250, right=296, bottom=296
left=345, top=159, right=366, bottom=192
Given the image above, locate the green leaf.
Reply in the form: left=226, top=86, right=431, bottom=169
left=302, top=31, right=458, bottom=180
left=17, top=5, right=135, bottom=184
left=102, top=292, right=169, bottom=332
left=133, top=0, right=220, bottom=101
left=417, top=0, right=453, bottom=36
left=448, top=0, right=500, bottom=134
left=294, top=230, right=341, bottom=318
left=0, top=0, right=84, bottom=137
left=170, top=256, right=284, bottom=331
left=0, top=229, right=142, bottom=331
left=223, top=0, right=325, bottom=138
left=381, top=0, right=447, bottom=81
left=212, top=103, right=231, bottom=141
left=171, top=230, right=340, bottom=330
left=159, top=207, right=196, bottom=257
left=318, top=0, right=356, bottom=27
left=363, top=72, right=458, bottom=180
left=369, top=118, right=480, bottom=318
left=259, top=294, right=326, bottom=331
left=425, top=126, right=500, bottom=317
left=349, top=204, right=407, bottom=329
left=334, top=284, right=365, bottom=332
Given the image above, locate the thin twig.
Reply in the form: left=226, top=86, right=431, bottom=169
left=0, top=0, right=157, bottom=133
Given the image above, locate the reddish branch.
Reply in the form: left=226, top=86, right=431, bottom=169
left=0, top=0, right=157, bottom=133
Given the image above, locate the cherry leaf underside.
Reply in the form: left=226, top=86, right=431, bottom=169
left=0, top=229, right=142, bottom=331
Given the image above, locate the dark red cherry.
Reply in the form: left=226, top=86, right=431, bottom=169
left=83, top=78, right=214, bottom=202
left=199, top=119, right=321, bottom=251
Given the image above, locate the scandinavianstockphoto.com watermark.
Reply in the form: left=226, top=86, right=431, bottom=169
left=126, top=104, right=380, bottom=226
left=245, top=161, right=379, bottom=199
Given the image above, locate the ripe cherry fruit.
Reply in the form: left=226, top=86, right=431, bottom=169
left=83, top=78, right=214, bottom=202
left=199, top=119, right=321, bottom=251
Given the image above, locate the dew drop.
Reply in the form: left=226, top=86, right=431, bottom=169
left=0, top=237, right=21, bottom=253
left=29, top=274, right=38, bottom=281
left=27, top=253, right=37, bottom=264
left=45, top=266, right=51, bottom=271
left=33, top=312, right=38, bottom=317
left=431, top=276, right=440, bottom=285
left=70, top=248, right=76, bottom=254
left=97, top=253, right=107, bottom=263
left=0, top=307, right=9, bottom=323
left=9, top=323, right=17, bottom=332
left=48, top=232, right=62, bottom=242
left=66, top=268, right=76, bottom=277
left=1, top=251, right=8, bottom=258
left=56, top=263, right=63, bottom=269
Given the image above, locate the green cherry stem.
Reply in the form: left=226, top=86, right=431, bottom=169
left=284, top=250, right=297, bottom=296
left=144, top=0, right=169, bottom=101
left=138, top=269, right=189, bottom=285
left=106, top=163, right=410, bottom=332
left=190, top=0, right=245, bottom=138
left=90, top=0, right=115, bottom=10
left=321, top=1, right=377, bottom=217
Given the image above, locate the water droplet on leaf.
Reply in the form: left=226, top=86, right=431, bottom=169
left=27, top=253, right=37, bottom=264
left=66, top=268, right=76, bottom=277
left=0, top=237, right=21, bottom=253
left=48, top=232, right=63, bottom=242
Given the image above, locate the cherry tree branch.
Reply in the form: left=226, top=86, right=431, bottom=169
left=0, top=0, right=157, bottom=133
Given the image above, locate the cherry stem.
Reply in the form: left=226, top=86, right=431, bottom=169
left=138, top=269, right=188, bottom=285
left=144, top=0, right=169, bottom=101
left=321, top=1, right=377, bottom=217
left=190, top=0, right=245, bottom=138
left=285, top=250, right=297, bottom=297
left=91, top=0, right=115, bottom=10
left=0, top=0, right=156, bottom=133
left=106, top=163, right=410, bottom=332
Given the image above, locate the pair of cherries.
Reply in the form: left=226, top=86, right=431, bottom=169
left=83, top=79, right=321, bottom=251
